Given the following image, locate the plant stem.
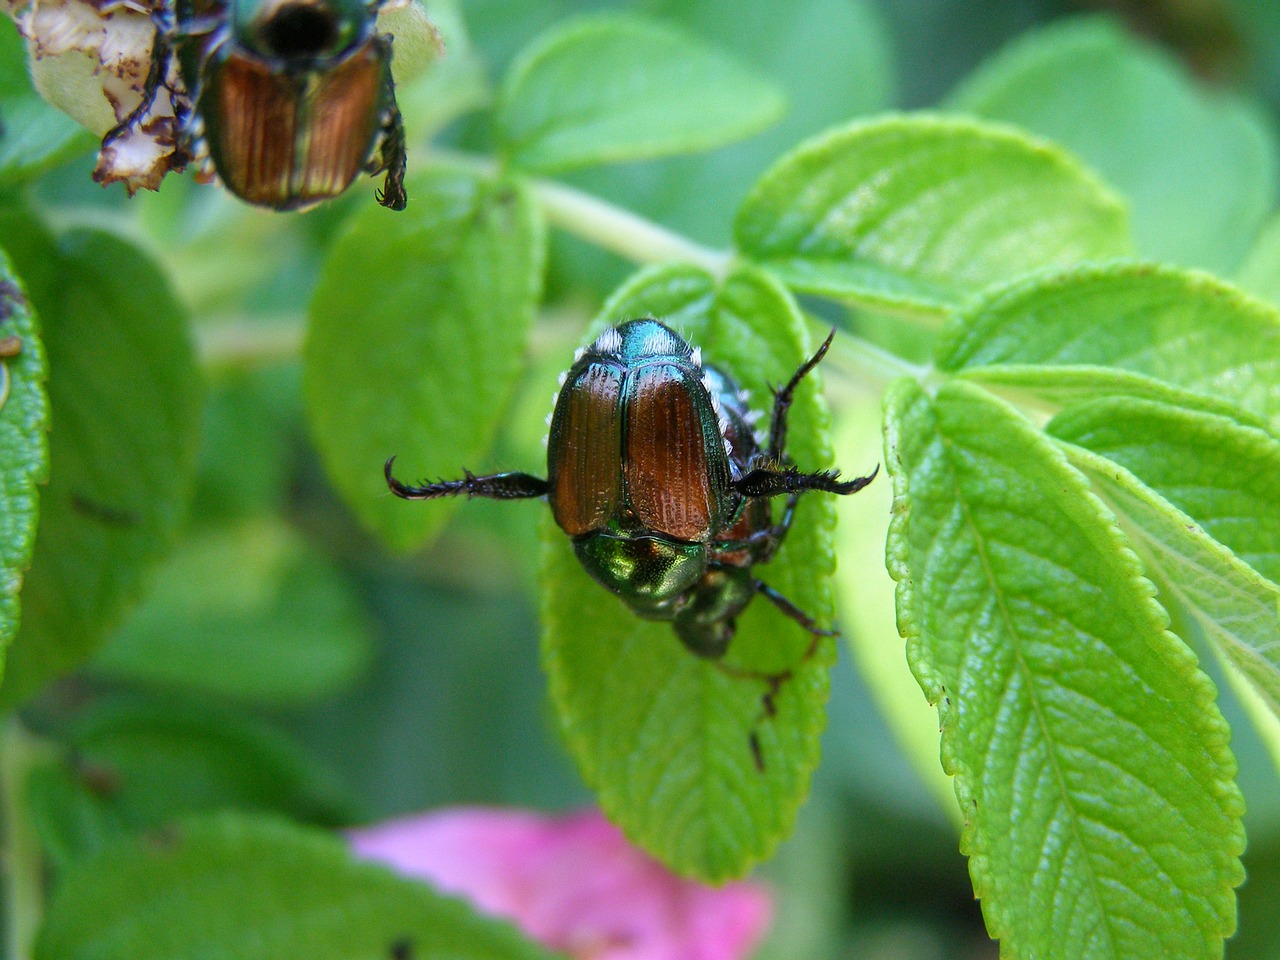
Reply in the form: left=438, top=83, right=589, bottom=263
left=528, top=178, right=731, bottom=276
left=1, top=720, right=44, bottom=960
left=824, top=331, right=931, bottom=397
left=427, top=149, right=732, bottom=275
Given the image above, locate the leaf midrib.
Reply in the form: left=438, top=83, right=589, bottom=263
left=940, top=432, right=1119, bottom=958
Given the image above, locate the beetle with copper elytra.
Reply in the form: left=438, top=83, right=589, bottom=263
left=102, top=0, right=408, bottom=210
left=386, top=318, right=877, bottom=666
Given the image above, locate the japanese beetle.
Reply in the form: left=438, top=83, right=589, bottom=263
left=386, top=318, right=877, bottom=666
left=100, top=0, right=408, bottom=210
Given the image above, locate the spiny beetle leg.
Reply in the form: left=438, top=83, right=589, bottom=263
left=710, top=577, right=834, bottom=773
left=372, top=56, right=408, bottom=211
left=767, top=328, right=835, bottom=462
left=732, top=464, right=879, bottom=499
left=384, top=456, right=548, bottom=500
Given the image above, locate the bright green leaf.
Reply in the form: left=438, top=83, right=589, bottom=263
left=305, top=168, right=543, bottom=551
left=0, top=18, right=96, bottom=187
left=1060, top=440, right=1280, bottom=726
left=0, top=210, right=201, bottom=708
left=948, top=17, right=1278, bottom=274
left=495, top=13, right=786, bottom=174
left=1047, top=397, right=1280, bottom=585
left=1047, top=397, right=1280, bottom=721
left=936, top=262, right=1280, bottom=431
left=542, top=262, right=853, bottom=881
left=1238, top=211, right=1280, bottom=309
left=35, top=813, right=556, bottom=960
left=733, top=114, right=1131, bottom=316
left=0, top=247, right=48, bottom=676
left=91, top=519, right=373, bottom=704
left=885, top=378, right=1243, bottom=959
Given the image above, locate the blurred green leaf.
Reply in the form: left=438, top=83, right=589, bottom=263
left=35, top=812, right=556, bottom=960
left=830, top=400, right=956, bottom=823
left=28, top=695, right=356, bottom=869
left=1238, top=211, right=1280, bottom=309
left=26, top=762, right=126, bottom=872
left=91, top=518, right=373, bottom=704
left=0, top=247, right=48, bottom=675
left=542, top=263, right=844, bottom=881
left=305, top=167, right=543, bottom=551
left=0, top=209, right=201, bottom=708
left=1047, top=397, right=1280, bottom=719
left=734, top=114, right=1130, bottom=317
left=192, top=365, right=300, bottom=523
left=936, top=262, right=1280, bottom=432
left=496, top=13, right=786, bottom=174
left=885, top=378, right=1243, bottom=959
left=948, top=16, right=1278, bottom=275
left=0, top=18, right=96, bottom=187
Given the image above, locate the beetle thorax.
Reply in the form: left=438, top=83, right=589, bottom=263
left=233, top=0, right=365, bottom=60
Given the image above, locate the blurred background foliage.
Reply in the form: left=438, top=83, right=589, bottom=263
left=7, top=0, right=1280, bottom=957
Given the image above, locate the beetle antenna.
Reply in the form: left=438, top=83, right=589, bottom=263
left=384, top=457, right=548, bottom=500
left=767, top=328, right=836, bottom=462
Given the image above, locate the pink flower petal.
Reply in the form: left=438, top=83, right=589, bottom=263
left=350, top=808, right=772, bottom=960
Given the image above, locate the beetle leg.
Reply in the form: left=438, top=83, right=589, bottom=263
left=372, top=49, right=408, bottom=211
left=384, top=457, right=547, bottom=501
left=754, top=579, right=838, bottom=639
left=731, top=463, right=878, bottom=499
left=767, top=328, right=836, bottom=462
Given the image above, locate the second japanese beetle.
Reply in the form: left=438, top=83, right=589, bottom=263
left=101, top=0, right=408, bottom=210
left=386, top=318, right=876, bottom=668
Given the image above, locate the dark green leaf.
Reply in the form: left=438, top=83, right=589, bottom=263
left=496, top=13, right=786, bottom=174
left=734, top=115, right=1131, bottom=316
left=936, top=262, right=1280, bottom=431
left=92, top=519, right=373, bottom=704
left=885, top=378, right=1243, bottom=959
left=948, top=17, right=1278, bottom=274
left=305, top=168, right=543, bottom=551
left=0, top=18, right=96, bottom=186
left=542, top=263, right=851, bottom=881
left=0, top=246, right=48, bottom=676
left=35, top=812, right=556, bottom=960
left=0, top=209, right=201, bottom=708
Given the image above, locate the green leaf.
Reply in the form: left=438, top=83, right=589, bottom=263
left=830, top=399, right=957, bottom=822
left=1238, top=211, right=1280, bottom=309
left=936, top=262, right=1280, bottom=431
left=1047, top=397, right=1280, bottom=586
left=885, top=378, right=1243, bottom=959
left=305, top=168, right=543, bottom=551
left=1047, top=398, right=1280, bottom=719
left=948, top=17, right=1278, bottom=275
left=91, top=518, right=373, bottom=704
left=0, top=247, right=48, bottom=675
left=0, top=210, right=201, bottom=708
left=495, top=13, right=786, bottom=174
left=733, top=114, right=1131, bottom=316
left=0, top=18, right=96, bottom=186
left=28, top=695, right=357, bottom=869
left=34, top=812, right=556, bottom=960
left=542, top=262, right=848, bottom=881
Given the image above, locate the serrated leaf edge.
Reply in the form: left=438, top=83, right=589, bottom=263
left=883, top=378, right=1244, bottom=957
